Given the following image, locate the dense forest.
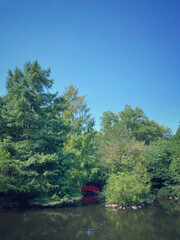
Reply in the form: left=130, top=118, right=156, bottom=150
left=0, top=61, right=179, bottom=206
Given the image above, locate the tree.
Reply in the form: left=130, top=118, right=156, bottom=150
left=98, top=111, right=154, bottom=205
left=98, top=122, right=146, bottom=175
left=143, top=139, right=173, bottom=194
left=99, top=105, right=171, bottom=145
left=119, top=105, right=171, bottom=144
left=0, top=61, right=74, bottom=202
left=100, top=111, right=119, bottom=133
left=170, top=126, right=180, bottom=178
left=0, top=149, right=17, bottom=194
left=169, top=126, right=180, bottom=197
left=0, top=97, right=7, bottom=141
left=62, top=85, right=99, bottom=186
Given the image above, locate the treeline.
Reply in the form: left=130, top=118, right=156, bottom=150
left=0, top=61, right=179, bottom=205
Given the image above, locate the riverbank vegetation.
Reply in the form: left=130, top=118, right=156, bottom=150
left=0, top=61, right=179, bottom=207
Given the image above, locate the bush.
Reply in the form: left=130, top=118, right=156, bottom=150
left=157, top=186, right=173, bottom=197
left=103, top=164, right=153, bottom=206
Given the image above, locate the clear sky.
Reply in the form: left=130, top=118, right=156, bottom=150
left=1, top=0, right=180, bottom=133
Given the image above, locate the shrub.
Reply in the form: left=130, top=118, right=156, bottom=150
left=103, top=164, right=153, bottom=206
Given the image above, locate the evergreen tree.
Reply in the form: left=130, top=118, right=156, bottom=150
left=0, top=61, right=74, bottom=202
left=0, top=97, right=6, bottom=141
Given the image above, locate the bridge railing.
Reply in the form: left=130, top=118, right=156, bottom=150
left=81, top=185, right=100, bottom=192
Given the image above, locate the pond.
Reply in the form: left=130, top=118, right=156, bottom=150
left=0, top=199, right=179, bottom=240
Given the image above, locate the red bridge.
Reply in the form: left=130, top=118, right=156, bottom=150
left=81, top=185, right=100, bottom=193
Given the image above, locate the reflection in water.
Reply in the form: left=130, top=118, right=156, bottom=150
left=81, top=196, right=99, bottom=203
left=0, top=200, right=179, bottom=240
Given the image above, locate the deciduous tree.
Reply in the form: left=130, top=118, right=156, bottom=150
left=62, top=85, right=99, bottom=186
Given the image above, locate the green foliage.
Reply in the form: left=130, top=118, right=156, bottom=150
left=0, top=61, right=76, bottom=202
left=98, top=122, right=146, bottom=176
left=98, top=119, right=153, bottom=205
left=100, top=105, right=171, bottom=145
left=143, top=139, right=173, bottom=193
left=169, top=127, right=180, bottom=178
left=0, top=149, right=17, bottom=193
left=98, top=106, right=176, bottom=204
left=99, top=122, right=130, bottom=173
left=0, top=61, right=178, bottom=206
left=143, top=139, right=172, bottom=179
left=119, top=105, right=171, bottom=145
left=143, top=133, right=180, bottom=197
left=157, top=185, right=173, bottom=197
left=100, top=111, right=119, bottom=133
left=0, top=97, right=6, bottom=141
left=103, top=164, right=153, bottom=205
left=62, top=85, right=99, bottom=186
left=169, top=126, right=180, bottom=197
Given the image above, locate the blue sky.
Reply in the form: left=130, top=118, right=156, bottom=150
left=1, top=0, right=180, bottom=133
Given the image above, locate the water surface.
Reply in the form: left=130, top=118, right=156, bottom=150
left=0, top=200, right=179, bottom=240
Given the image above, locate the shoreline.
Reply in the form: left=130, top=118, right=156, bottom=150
left=0, top=195, right=179, bottom=212
left=0, top=198, right=82, bottom=211
left=104, top=195, right=179, bottom=210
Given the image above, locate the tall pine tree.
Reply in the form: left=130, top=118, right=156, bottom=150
left=0, top=61, right=75, bottom=203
